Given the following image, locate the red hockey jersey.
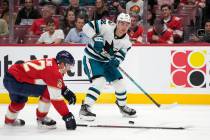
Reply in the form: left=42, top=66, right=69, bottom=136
left=8, top=58, right=69, bottom=116
left=147, top=28, right=174, bottom=44
left=128, top=25, right=143, bottom=44
left=8, top=58, right=64, bottom=88
left=163, top=16, right=183, bottom=42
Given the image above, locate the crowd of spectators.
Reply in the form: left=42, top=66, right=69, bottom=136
left=0, top=0, right=210, bottom=44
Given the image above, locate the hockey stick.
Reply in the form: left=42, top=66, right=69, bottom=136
left=118, top=66, right=177, bottom=109
left=77, top=123, right=185, bottom=130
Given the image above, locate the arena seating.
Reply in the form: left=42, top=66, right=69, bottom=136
left=23, top=35, right=39, bottom=44
left=14, top=25, right=31, bottom=43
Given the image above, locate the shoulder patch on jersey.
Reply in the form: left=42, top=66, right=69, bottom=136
left=57, top=79, right=62, bottom=88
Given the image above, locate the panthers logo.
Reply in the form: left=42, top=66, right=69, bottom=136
left=57, top=79, right=62, bottom=88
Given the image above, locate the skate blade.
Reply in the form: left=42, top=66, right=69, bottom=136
left=79, top=115, right=95, bottom=121
left=37, top=124, right=57, bottom=129
left=122, top=113, right=138, bottom=118
left=4, top=124, right=25, bottom=128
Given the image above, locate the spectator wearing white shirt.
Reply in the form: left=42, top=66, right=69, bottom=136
left=126, top=0, right=144, bottom=18
left=37, top=18, right=64, bottom=44
left=64, top=15, right=90, bottom=44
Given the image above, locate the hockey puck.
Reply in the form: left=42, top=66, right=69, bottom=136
left=128, top=121, right=134, bottom=124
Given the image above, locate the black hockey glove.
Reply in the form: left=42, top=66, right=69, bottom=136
left=61, top=86, right=76, bottom=105
left=62, top=112, right=76, bottom=130
left=93, top=35, right=104, bottom=53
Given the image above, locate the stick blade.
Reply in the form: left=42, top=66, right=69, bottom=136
left=159, top=102, right=178, bottom=110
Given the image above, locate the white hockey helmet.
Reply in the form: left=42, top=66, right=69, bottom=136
left=116, top=13, right=131, bottom=24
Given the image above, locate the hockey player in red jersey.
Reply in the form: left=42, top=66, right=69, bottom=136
left=3, top=50, right=77, bottom=130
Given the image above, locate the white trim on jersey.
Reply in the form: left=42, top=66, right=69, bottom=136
left=47, top=86, right=63, bottom=100
left=85, top=57, right=93, bottom=78
left=34, top=79, right=47, bottom=85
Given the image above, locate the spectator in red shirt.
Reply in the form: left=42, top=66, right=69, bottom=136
left=160, top=4, right=183, bottom=43
left=30, top=4, right=59, bottom=35
left=128, top=14, right=143, bottom=44
left=148, top=19, right=174, bottom=44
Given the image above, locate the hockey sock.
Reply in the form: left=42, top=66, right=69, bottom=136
left=5, top=102, right=25, bottom=124
left=84, top=77, right=105, bottom=106
left=84, top=87, right=101, bottom=106
left=115, top=91, right=127, bottom=106
left=36, top=99, right=50, bottom=120
left=112, top=79, right=127, bottom=106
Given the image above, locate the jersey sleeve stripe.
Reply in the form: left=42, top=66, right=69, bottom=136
left=85, top=47, right=109, bottom=62
left=87, top=21, right=95, bottom=30
left=94, top=20, right=100, bottom=34
left=118, top=50, right=126, bottom=57
left=87, top=44, right=107, bottom=59
left=87, top=44, right=109, bottom=60
left=115, top=54, right=125, bottom=61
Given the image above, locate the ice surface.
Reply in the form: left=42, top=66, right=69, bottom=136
left=0, top=104, right=210, bottom=140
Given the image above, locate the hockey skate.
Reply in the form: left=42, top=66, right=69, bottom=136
left=5, top=119, right=25, bottom=127
left=37, top=116, right=56, bottom=129
left=79, top=101, right=96, bottom=121
left=116, top=101, right=137, bottom=117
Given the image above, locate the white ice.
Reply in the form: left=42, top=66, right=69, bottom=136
left=0, top=104, right=210, bottom=140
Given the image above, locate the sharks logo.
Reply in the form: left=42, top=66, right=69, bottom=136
left=103, top=41, right=116, bottom=56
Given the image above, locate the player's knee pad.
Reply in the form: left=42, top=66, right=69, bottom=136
left=112, top=79, right=126, bottom=93
left=91, top=77, right=106, bottom=91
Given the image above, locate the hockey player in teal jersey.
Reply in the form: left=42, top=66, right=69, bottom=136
left=79, top=13, right=136, bottom=121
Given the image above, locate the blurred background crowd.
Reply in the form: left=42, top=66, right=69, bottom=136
left=0, top=0, right=210, bottom=44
